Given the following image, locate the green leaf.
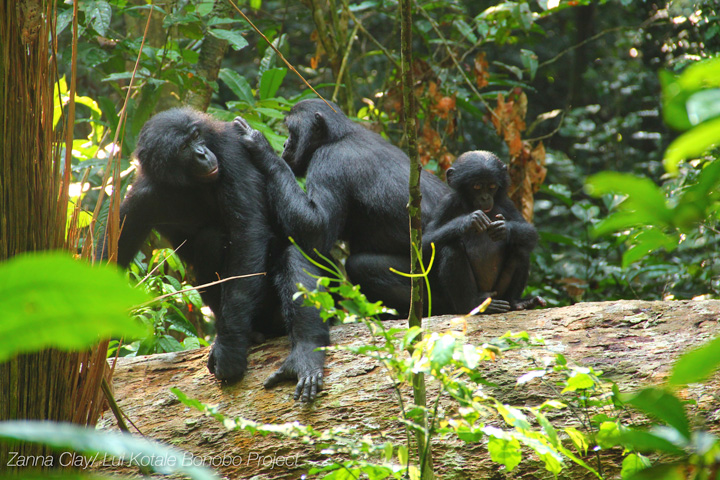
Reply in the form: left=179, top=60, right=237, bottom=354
left=564, top=427, right=588, bottom=455
left=397, top=444, right=408, bottom=466
left=619, top=429, right=686, bottom=456
left=259, top=68, right=287, bottom=100
left=430, top=334, right=456, bottom=368
left=488, top=437, right=522, bottom=471
left=85, top=1, right=112, bottom=36
left=596, top=421, right=621, bottom=449
left=561, top=372, right=594, bottom=392
left=622, top=228, right=678, bottom=268
left=664, top=116, right=720, bottom=172
left=0, top=421, right=217, bottom=480
left=533, top=411, right=558, bottom=447
left=0, top=252, right=148, bottom=362
left=621, top=453, right=652, bottom=479
left=623, top=388, right=690, bottom=440
left=208, top=29, right=248, bottom=51
left=669, top=335, right=720, bottom=386
left=586, top=172, right=674, bottom=231
left=625, top=462, right=686, bottom=480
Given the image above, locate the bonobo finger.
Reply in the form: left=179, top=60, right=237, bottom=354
left=293, top=377, right=307, bottom=401
left=495, top=214, right=506, bottom=220
left=264, top=367, right=294, bottom=389
left=486, top=299, right=511, bottom=314
left=232, top=116, right=251, bottom=132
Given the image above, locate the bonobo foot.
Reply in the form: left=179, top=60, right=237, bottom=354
left=207, top=341, right=248, bottom=382
left=511, top=296, right=547, bottom=311
left=471, top=292, right=511, bottom=314
left=264, top=343, right=325, bottom=402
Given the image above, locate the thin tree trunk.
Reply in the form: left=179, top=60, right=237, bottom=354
left=185, top=0, right=232, bottom=111
left=399, top=1, right=434, bottom=478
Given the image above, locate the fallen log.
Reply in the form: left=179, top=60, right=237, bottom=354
left=97, top=300, right=720, bottom=479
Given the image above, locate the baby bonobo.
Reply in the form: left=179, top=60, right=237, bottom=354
left=427, top=151, right=545, bottom=314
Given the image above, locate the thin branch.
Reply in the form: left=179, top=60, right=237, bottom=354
left=135, top=272, right=267, bottom=308
left=332, top=23, right=360, bottom=103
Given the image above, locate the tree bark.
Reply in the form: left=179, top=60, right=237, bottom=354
left=96, top=300, right=720, bottom=479
left=0, top=1, right=107, bottom=471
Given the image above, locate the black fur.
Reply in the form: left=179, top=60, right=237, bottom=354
left=233, top=99, right=451, bottom=316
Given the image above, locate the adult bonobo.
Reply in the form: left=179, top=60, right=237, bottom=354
left=95, top=108, right=328, bottom=402
left=426, top=150, right=545, bottom=314
left=232, top=99, right=451, bottom=316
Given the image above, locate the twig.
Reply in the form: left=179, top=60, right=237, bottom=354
left=226, top=0, right=336, bottom=112
left=135, top=272, right=266, bottom=308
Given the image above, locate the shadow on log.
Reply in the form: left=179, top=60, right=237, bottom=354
left=97, top=300, right=720, bottom=479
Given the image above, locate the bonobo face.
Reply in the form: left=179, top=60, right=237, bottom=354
left=447, top=150, right=509, bottom=213
left=185, top=123, right=219, bottom=183
left=135, top=108, right=222, bottom=187
left=470, top=182, right=498, bottom=212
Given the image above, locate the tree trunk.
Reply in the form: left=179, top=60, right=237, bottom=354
left=95, top=300, right=720, bottom=479
left=0, top=2, right=107, bottom=471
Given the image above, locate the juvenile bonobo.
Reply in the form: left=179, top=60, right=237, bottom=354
left=427, top=151, right=545, bottom=314
left=96, top=108, right=328, bottom=402
left=232, top=99, right=450, bottom=317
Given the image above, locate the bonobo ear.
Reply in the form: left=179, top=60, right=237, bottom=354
left=445, top=167, right=456, bottom=186
left=314, top=112, right=329, bottom=136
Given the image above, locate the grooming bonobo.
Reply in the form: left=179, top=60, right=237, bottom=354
left=428, top=151, right=545, bottom=314
left=232, top=99, right=449, bottom=316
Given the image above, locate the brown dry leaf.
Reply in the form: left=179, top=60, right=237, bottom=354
left=474, top=52, right=489, bottom=89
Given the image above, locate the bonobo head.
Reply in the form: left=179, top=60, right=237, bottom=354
left=446, top=151, right=509, bottom=212
left=135, top=108, right=220, bottom=187
left=282, top=99, right=353, bottom=176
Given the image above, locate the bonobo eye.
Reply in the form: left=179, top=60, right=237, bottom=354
left=489, top=183, right=497, bottom=190
left=473, top=184, right=482, bottom=190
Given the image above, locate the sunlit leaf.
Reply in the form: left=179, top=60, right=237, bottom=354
left=0, top=252, right=148, bottom=362
left=622, top=388, right=690, bottom=440
left=669, top=335, right=720, bottom=386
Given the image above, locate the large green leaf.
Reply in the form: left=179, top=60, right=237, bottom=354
left=669, top=336, right=720, bottom=386
left=622, top=388, right=690, bottom=440
left=0, top=252, right=148, bottom=362
left=664, top=116, right=720, bottom=172
left=0, top=421, right=216, bottom=480
left=258, top=68, right=287, bottom=101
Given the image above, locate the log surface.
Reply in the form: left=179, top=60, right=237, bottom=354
left=97, top=300, right=720, bottom=479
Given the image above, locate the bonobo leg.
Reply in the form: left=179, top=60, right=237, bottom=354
left=436, top=243, right=511, bottom=315
left=265, top=246, right=330, bottom=402
left=493, top=249, right=544, bottom=311
left=345, top=253, right=413, bottom=317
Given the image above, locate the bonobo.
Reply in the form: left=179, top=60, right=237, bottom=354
left=232, top=99, right=450, bottom=316
left=427, top=150, right=545, bottom=314
left=96, top=108, right=329, bottom=402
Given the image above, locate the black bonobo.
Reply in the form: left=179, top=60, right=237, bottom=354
left=427, top=150, right=545, bottom=314
left=232, top=98, right=450, bottom=317
left=95, top=108, right=328, bottom=402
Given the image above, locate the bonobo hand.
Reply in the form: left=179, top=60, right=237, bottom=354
left=488, top=214, right=507, bottom=242
left=232, top=116, right=273, bottom=156
left=264, top=343, right=325, bottom=402
left=207, top=340, right=248, bottom=382
left=467, top=210, right=493, bottom=234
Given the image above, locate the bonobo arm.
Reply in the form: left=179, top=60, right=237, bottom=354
left=424, top=195, right=493, bottom=250
left=497, top=199, right=538, bottom=250
left=95, top=181, right=154, bottom=267
left=232, top=117, right=343, bottom=253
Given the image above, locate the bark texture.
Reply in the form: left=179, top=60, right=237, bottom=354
left=98, top=300, right=720, bottom=479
